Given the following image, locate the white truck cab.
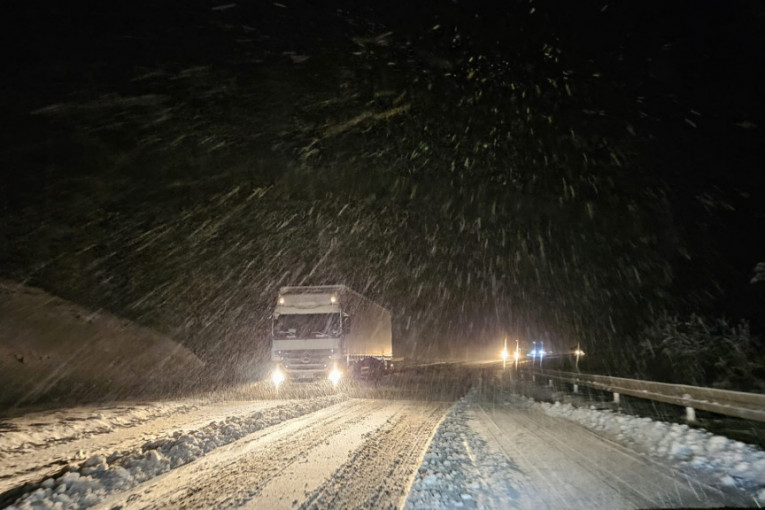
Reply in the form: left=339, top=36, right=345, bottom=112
left=270, top=285, right=391, bottom=385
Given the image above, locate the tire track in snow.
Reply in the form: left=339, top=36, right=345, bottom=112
left=93, top=399, right=420, bottom=509
left=0, top=400, right=284, bottom=494
left=508, top=405, right=730, bottom=507
left=6, top=395, right=347, bottom=509
left=473, top=403, right=573, bottom=509
left=474, top=399, right=740, bottom=509
left=299, top=402, right=449, bottom=510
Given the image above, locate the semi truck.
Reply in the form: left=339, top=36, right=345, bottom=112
left=269, top=285, right=392, bottom=386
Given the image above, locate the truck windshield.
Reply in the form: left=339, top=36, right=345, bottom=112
left=274, top=313, right=340, bottom=339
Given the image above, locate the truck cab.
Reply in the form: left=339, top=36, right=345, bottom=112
left=270, top=286, right=391, bottom=386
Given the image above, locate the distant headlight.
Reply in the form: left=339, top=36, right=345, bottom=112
left=328, top=368, right=342, bottom=386
left=271, top=368, right=285, bottom=387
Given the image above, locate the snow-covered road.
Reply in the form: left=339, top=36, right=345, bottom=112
left=93, top=399, right=447, bottom=509
left=3, top=396, right=449, bottom=509
left=0, top=400, right=284, bottom=494
left=471, top=401, right=743, bottom=509
left=406, top=389, right=757, bottom=509
left=4, top=378, right=762, bottom=509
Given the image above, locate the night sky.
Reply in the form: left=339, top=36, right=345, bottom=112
left=2, top=0, right=763, bottom=371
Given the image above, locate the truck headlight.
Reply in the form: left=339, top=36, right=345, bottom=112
left=328, top=368, right=342, bottom=386
left=271, top=368, right=285, bottom=387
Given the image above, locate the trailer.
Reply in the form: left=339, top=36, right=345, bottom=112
left=270, top=285, right=392, bottom=385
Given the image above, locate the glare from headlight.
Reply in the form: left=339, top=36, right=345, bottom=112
left=271, top=368, right=285, bottom=387
left=328, top=368, right=342, bottom=386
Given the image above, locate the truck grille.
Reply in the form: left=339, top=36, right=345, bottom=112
left=281, top=350, right=333, bottom=371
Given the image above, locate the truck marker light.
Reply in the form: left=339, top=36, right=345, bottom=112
left=279, top=297, right=285, bottom=304
left=330, top=296, right=337, bottom=303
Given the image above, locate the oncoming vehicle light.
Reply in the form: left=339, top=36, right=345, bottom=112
left=328, top=368, right=342, bottom=386
left=271, top=368, right=285, bottom=387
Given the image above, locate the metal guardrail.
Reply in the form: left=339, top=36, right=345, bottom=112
left=523, top=368, right=765, bottom=423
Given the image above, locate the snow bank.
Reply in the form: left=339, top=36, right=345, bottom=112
left=7, top=394, right=346, bottom=509
left=404, top=390, right=517, bottom=509
left=0, top=402, right=197, bottom=453
left=536, top=399, right=765, bottom=504
left=0, top=281, right=204, bottom=407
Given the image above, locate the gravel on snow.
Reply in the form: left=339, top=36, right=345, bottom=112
left=404, top=389, right=518, bottom=510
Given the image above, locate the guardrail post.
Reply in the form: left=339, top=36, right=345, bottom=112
left=685, top=406, right=696, bottom=422
left=613, top=392, right=620, bottom=404
left=548, top=379, right=554, bottom=387
left=573, top=383, right=579, bottom=394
